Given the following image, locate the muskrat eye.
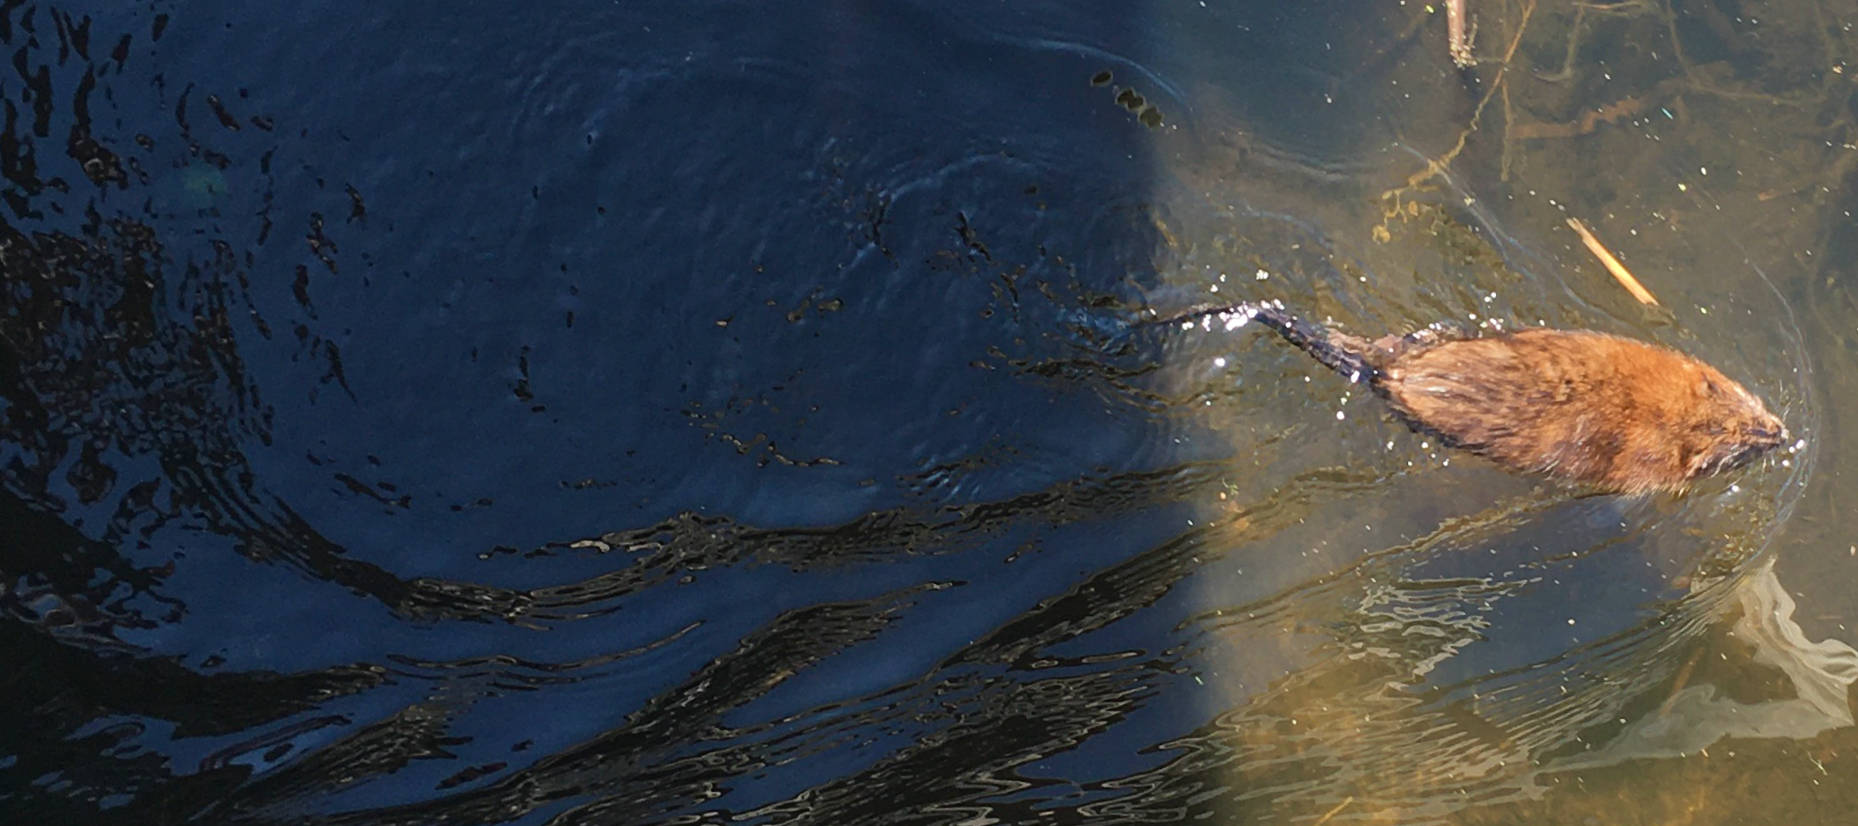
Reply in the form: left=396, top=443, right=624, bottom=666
left=1702, top=378, right=1722, bottom=395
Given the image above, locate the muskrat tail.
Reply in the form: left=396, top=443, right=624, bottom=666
left=1146, top=300, right=1377, bottom=384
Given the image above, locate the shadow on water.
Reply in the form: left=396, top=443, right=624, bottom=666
left=3, top=0, right=1857, bottom=824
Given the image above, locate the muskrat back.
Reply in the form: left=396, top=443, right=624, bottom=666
left=1161, top=302, right=1787, bottom=494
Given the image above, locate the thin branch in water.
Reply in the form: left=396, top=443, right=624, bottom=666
left=1566, top=217, right=1660, bottom=306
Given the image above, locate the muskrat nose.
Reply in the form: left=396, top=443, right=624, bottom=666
left=1751, top=423, right=1787, bottom=446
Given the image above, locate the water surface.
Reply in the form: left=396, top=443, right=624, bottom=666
left=5, top=1, right=1858, bottom=823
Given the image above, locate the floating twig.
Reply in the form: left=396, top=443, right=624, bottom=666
left=1447, top=0, right=1476, bottom=67
left=1566, top=217, right=1659, bottom=306
left=1313, top=796, right=1355, bottom=826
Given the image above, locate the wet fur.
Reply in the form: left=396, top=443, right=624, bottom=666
left=1159, top=302, right=1787, bottom=494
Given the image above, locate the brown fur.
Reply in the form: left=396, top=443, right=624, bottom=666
left=1161, top=303, right=1788, bottom=493
left=1371, top=328, right=1786, bottom=494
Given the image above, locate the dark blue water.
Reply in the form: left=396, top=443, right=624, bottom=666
left=6, top=2, right=1856, bottom=824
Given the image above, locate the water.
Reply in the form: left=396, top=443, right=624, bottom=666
left=4, top=1, right=1857, bottom=823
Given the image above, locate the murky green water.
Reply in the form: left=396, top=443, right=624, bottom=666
left=1120, top=1, right=1858, bottom=820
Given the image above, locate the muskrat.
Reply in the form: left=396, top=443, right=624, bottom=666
left=1160, top=301, right=1788, bottom=494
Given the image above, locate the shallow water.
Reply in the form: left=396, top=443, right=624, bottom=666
left=4, top=1, right=1857, bottom=823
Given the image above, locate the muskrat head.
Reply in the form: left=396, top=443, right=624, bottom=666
left=1683, top=368, right=1788, bottom=480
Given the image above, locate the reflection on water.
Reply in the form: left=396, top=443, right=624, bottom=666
left=1569, top=559, right=1858, bottom=766
left=3, top=1, right=1855, bottom=824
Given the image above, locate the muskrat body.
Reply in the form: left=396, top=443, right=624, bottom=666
left=1164, top=301, right=1787, bottom=494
